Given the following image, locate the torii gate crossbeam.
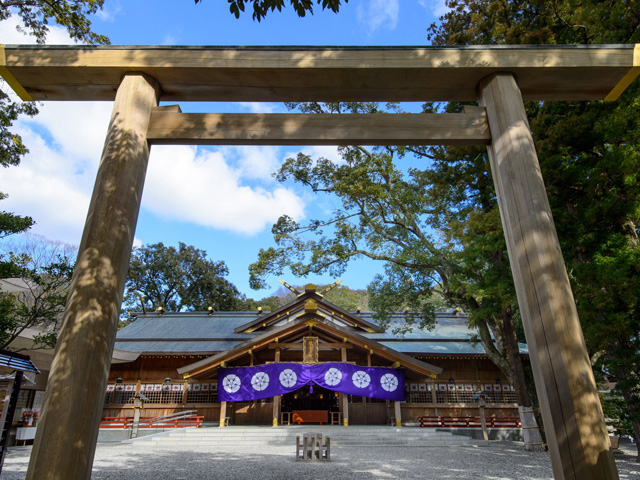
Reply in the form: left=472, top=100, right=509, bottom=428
left=2, top=44, right=637, bottom=480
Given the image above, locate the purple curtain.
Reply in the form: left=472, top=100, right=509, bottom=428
left=218, top=362, right=405, bottom=402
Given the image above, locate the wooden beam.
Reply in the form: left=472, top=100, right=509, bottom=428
left=478, top=73, right=618, bottom=480
left=26, top=73, right=160, bottom=480
left=146, top=111, right=491, bottom=146
left=2, top=45, right=636, bottom=102
left=268, top=342, right=353, bottom=349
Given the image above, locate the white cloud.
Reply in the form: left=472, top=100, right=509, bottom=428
left=95, top=1, right=122, bottom=22
left=26, top=102, right=112, bottom=162
left=2, top=119, right=96, bottom=244
left=1, top=101, right=112, bottom=245
left=3, top=104, right=306, bottom=245
left=143, top=146, right=305, bottom=235
left=0, top=15, right=307, bottom=243
left=237, top=102, right=281, bottom=114
left=419, top=0, right=450, bottom=18
left=228, top=146, right=282, bottom=181
left=357, top=0, right=399, bottom=33
left=0, top=14, right=74, bottom=44
left=300, top=146, right=342, bottom=164
left=162, top=34, right=177, bottom=46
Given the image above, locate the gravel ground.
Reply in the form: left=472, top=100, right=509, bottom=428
left=1, top=442, right=639, bottom=480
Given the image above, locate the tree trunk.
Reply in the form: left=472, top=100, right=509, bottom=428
left=621, top=391, right=640, bottom=462
left=502, top=308, right=545, bottom=451
left=632, top=420, right=640, bottom=462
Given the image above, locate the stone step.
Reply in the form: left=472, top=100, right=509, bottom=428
left=137, top=440, right=475, bottom=447
left=164, top=431, right=453, bottom=438
left=126, top=426, right=487, bottom=448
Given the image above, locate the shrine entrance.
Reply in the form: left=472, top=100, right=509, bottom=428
left=282, top=385, right=339, bottom=425
left=282, top=385, right=337, bottom=412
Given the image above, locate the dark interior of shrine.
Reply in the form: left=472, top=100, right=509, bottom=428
left=281, top=385, right=339, bottom=412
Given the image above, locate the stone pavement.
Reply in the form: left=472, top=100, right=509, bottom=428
left=1, top=441, right=639, bottom=480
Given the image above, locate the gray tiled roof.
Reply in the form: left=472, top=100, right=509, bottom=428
left=115, top=310, right=528, bottom=356
left=0, top=349, right=40, bottom=373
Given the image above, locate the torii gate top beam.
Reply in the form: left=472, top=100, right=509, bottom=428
left=1, top=44, right=638, bottom=103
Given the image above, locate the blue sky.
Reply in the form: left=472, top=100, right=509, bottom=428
left=1, top=0, right=448, bottom=298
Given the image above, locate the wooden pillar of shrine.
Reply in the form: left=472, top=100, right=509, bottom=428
left=219, top=401, right=227, bottom=427
left=394, top=401, right=402, bottom=427
left=341, top=347, right=349, bottom=426
left=478, top=73, right=618, bottom=480
left=272, top=347, right=281, bottom=426
left=26, top=73, right=160, bottom=480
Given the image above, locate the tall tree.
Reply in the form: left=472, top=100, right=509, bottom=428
left=123, top=242, right=247, bottom=314
left=0, top=234, right=75, bottom=349
left=252, top=1, right=640, bottom=454
left=248, top=103, right=539, bottom=440
left=426, top=0, right=640, bottom=458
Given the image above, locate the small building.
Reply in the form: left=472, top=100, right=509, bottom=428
left=106, top=284, right=527, bottom=426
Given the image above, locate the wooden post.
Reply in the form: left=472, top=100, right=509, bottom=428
left=181, top=381, right=188, bottom=405
left=272, top=347, right=281, bottom=426
left=340, top=347, right=349, bottom=425
left=478, top=73, right=619, bottom=480
left=394, top=401, right=402, bottom=427
left=479, top=404, right=489, bottom=441
left=273, top=395, right=280, bottom=427
left=341, top=393, right=349, bottom=427
left=220, top=401, right=227, bottom=427
left=26, top=73, right=159, bottom=480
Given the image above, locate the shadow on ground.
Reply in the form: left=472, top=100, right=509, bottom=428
left=2, top=443, right=639, bottom=480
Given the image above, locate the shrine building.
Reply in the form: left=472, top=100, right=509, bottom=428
left=105, top=283, right=527, bottom=427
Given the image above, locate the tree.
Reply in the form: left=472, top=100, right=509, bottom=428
left=426, top=0, right=640, bottom=459
left=0, top=234, right=75, bottom=349
left=195, top=0, right=347, bottom=22
left=249, top=101, right=532, bottom=379
left=0, top=1, right=109, bottom=276
left=123, top=242, right=247, bottom=314
left=251, top=1, right=640, bottom=455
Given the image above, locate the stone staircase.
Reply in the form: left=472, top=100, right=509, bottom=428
left=124, top=425, right=489, bottom=447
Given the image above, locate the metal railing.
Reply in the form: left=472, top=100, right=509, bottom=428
left=100, top=410, right=203, bottom=429
left=418, top=415, right=521, bottom=428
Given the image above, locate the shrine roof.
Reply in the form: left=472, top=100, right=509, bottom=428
left=2, top=44, right=638, bottom=102
left=114, top=310, right=527, bottom=357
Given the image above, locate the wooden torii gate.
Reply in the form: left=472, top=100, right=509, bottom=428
left=2, top=44, right=638, bottom=480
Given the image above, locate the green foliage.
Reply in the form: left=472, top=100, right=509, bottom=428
left=123, top=242, right=246, bottom=314
left=252, top=5, right=640, bottom=431
left=240, top=283, right=368, bottom=313
left=601, top=393, right=636, bottom=438
left=0, top=1, right=109, bottom=44
left=426, top=0, right=640, bottom=445
left=0, top=241, right=74, bottom=350
left=0, top=193, right=35, bottom=278
left=195, top=0, right=346, bottom=22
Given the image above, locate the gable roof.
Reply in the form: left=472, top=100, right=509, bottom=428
left=234, top=287, right=384, bottom=334
left=177, top=310, right=442, bottom=380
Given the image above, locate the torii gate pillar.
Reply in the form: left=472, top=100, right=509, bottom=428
left=26, top=73, right=160, bottom=480
left=478, top=73, right=618, bottom=480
